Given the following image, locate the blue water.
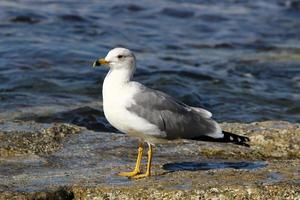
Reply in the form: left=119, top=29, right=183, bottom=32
left=0, top=0, right=300, bottom=130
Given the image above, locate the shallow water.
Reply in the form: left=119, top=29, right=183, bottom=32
left=163, top=161, right=267, bottom=172
left=0, top=0, right=300, bottom=129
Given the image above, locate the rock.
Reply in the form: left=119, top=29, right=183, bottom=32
left=0, top=121, right=299, bottom=199
left=0, top=121, right=82, bottom=157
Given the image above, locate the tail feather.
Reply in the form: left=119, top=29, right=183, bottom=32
left=193, top=131, right=250, bottom=147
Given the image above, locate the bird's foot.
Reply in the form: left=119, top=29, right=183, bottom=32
left=118, top=170, right=140, bottom=177
left=130, top=172, right=150, bottom=179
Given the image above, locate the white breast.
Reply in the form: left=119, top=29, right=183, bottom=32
left=102, top=79, right=132, bottom=133
left=102, top=70, right=162, bottom=138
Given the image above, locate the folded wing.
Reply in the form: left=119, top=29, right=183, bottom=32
left=127, top=83, right=223, bottom=139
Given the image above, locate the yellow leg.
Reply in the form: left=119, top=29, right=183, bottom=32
left=118, top=143, right=143, bottom=177
left=131, top=143, right=153, bottom=179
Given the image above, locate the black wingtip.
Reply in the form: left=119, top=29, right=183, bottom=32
left=222, top=131, right=250, bottom=147
left=191, top=131, right=250, bottom=147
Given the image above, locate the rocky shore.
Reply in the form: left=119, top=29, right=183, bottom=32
left=0, top=120, right=299, bottom=199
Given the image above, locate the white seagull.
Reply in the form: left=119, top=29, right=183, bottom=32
left=93, top=47, right=250, bottom=179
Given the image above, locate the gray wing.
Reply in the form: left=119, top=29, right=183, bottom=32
left=127, top=84, right=221, bottom=139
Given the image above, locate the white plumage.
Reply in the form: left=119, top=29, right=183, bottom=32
left=93, top=47, right=250, bottom=178
left=101, top=47, right=223, bottom=144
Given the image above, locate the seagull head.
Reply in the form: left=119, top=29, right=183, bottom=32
left=93, top=47, right=136, bottom=70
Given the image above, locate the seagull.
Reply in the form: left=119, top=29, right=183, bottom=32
left=93, top=47, right=250, bottom=179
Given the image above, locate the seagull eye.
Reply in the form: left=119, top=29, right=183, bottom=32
left=117, top=55, right=124, bottom=59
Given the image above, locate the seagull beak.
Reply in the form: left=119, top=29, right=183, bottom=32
left=93, top=58, right=109, bottom=68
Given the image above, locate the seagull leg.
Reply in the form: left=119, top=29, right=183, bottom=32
left=118, top=143, right=143, bottom=177
left=131, top=143, right=153, bottom=179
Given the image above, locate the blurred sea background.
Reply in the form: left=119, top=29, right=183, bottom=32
left=0, top=0, right=300, bottom=131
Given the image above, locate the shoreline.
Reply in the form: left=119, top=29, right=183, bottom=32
left=0, top=120, right=299, bottom=199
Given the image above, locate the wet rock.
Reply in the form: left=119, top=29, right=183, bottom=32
left=0, top=121, right=82, bottom=157
left=218, top=121, right=300, bottom=160
left=0, top=121, right=299, bottom=199
left=0, top=187, right=74, bottom=200
left=24, top=106, right=113, bottom=132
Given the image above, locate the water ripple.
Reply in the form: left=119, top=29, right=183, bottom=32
left=0, top=0, right=300, bottom=123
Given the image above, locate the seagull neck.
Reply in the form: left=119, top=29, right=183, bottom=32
left=105, top=68, right=134, bottom=86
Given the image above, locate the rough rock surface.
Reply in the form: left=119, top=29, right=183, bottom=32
left=0, top=121, right=299, bottom=199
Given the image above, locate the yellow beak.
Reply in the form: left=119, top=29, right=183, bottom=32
left=93, top=58, right=109, bottom=67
